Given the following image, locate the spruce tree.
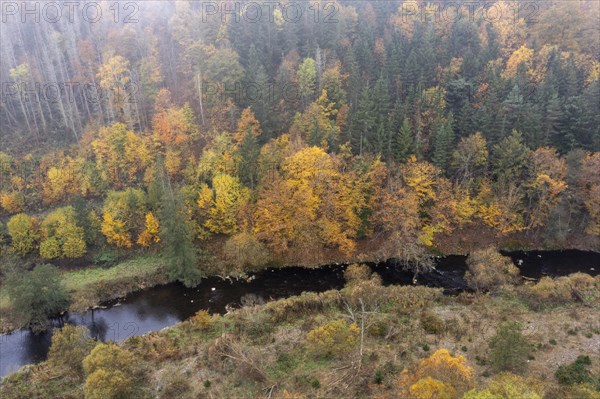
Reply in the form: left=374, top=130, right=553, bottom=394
left=395, top=117, right=414, bottom=162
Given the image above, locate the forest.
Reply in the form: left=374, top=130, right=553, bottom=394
left=0, top=0, right=599, bottom=398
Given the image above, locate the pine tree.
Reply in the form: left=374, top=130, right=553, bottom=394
left=244, top=45, right=271, bottom=137
left=373, top=74, right=391, bottom=157
left=395, top=117, right=414, bottom=162
left=153, top=158, right=202, bottom=287
left=432, top=115, right=455, bottom=171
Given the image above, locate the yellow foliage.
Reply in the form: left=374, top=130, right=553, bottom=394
left=503, top=45, right=534, bottom=78
left=398, top=349, right=473, bottom=399
left=0, top=191, right=24, bottom=214
left=92, top=123, right=152, bottom=187
left=462, top=372, right=544, bottom=399
left=197, top=174, right=249, bottom=236
left=234, top=107, right=261, bottom=144
left=62, top=234, right=87, bottom=258
left=188, top=310, right=213, bottom=330
left=7, top=213, right=39, bottom=257
left=101, top=212, right=132, bottom=248
left=410, top=376, right=456, bottom=399
left=40, top=237, right=61, bottom=259
left=305, top=319, right=359, bottom=357
left=402, top=156, right=440, bottom=203
left=255, top=146, right=365, bottom=255
left=137, top=212, right=160, bottom=247
left=84, top=369, right=133, bottom=399
left=40, top=206, right=87, bottom=258
left=579, top=153, right=600, bottom=235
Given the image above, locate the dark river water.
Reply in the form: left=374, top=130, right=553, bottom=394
left=1, top=250, right=598, bottom=378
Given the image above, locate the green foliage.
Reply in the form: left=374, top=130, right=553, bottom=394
left=395, top=117, right=414, bottom=161
left=492, top=130, right=530, bottom=184
left=48, top=325, right=95, bottom=376
left=83, top=342, right=137, bottom=399
left=7, top=213, right=39, bottom=257
left=159, top=189, right=202, bottom=287
left=298, top=58, right=317, bottom=101
left=40, top=206, right=87, bottom=259
left=5, top=264, right=69, bottom=331
left=488, top=322, right=531, bottom=373
left=555, top=355, right=595, bottom=386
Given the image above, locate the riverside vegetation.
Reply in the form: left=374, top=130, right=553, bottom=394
left=0, top=0, right=599, bottom=396
left=1, top=0, right=600, bottom=332
left=1, top=260, right=599, bottom=398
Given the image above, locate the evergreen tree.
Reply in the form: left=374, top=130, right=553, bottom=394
left=352, top=84, right=376, bottom=155
left=432, top=115, right=455, bottom=171
left=395, top=117, right=414, bottom=162
left=159, top=188, right=202, bottom=287
left=244, top=45, right=271, bottom=138
left=492, top=130, right=530, bottom=185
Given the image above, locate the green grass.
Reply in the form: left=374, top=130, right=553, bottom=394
left=0, top=254, right=167, bottom=330
left=61, top=254, right=165, bottom=293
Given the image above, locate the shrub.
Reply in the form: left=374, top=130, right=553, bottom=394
left=488, top=322, right=531, bottom=373
left=280, top=391, right=306, bottom=399
left=397, top=349, right=473, bottom=399
left=465, top=248, right=520, bottom=291
left=462, top=372, right=545, bottom=399
left=555, top=355, right=594, bottom=386
left=83, top=342, right=137, bottom=399
left=420, top=311, right=445, bottom=334
left=47, top=325, right=95, bottom=376
left=266, top=290, right=342, bottom=322
left=188, top=310, right=213, bottom=331
left=224, top=230, right=270, bottom=271
left=524, top=273, right=600, bottom=308
left=306, top=319, right=359, bottom=357
left=344, top=263, right=372, bottom=286
left=84, top=368, right=134, bottom=399
left=160, top=369, right=191, bottom=399
left=546, top=383, right=600, bottom=399
left=83, top=342, right=136, bottom=376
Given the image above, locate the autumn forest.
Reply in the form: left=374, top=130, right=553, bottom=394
left=0, top=1, right=599, bottom=398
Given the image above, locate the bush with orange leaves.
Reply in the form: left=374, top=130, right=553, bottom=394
left=397, top=349, right=473, bottom=399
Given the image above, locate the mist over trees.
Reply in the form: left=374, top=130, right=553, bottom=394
left=0, top=1, right=599, bottom=281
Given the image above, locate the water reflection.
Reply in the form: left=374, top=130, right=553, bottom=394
left=1, top=250, right=598, bottom=378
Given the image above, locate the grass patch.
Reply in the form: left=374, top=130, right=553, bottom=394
left=61, top=254, right=165, bottom=293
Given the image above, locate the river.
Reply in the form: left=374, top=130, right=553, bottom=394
left=1, top=249, right=598, bottom=378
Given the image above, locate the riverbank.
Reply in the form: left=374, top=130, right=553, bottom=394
left=1, top=230, right=599, bottom=334
left=2, top=273, right=599, bottom=398
left=0, top=255, right=170, bottom=334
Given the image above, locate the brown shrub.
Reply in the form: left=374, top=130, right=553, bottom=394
left=420, top=311, right=445, bottom=335
left=523, top=272, right=599, bottom=308
left=344, top=263, right=373, bottom=286
left=465, top=248, right=521, bottom=291
left=265, top=290, right=342, bottom=322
